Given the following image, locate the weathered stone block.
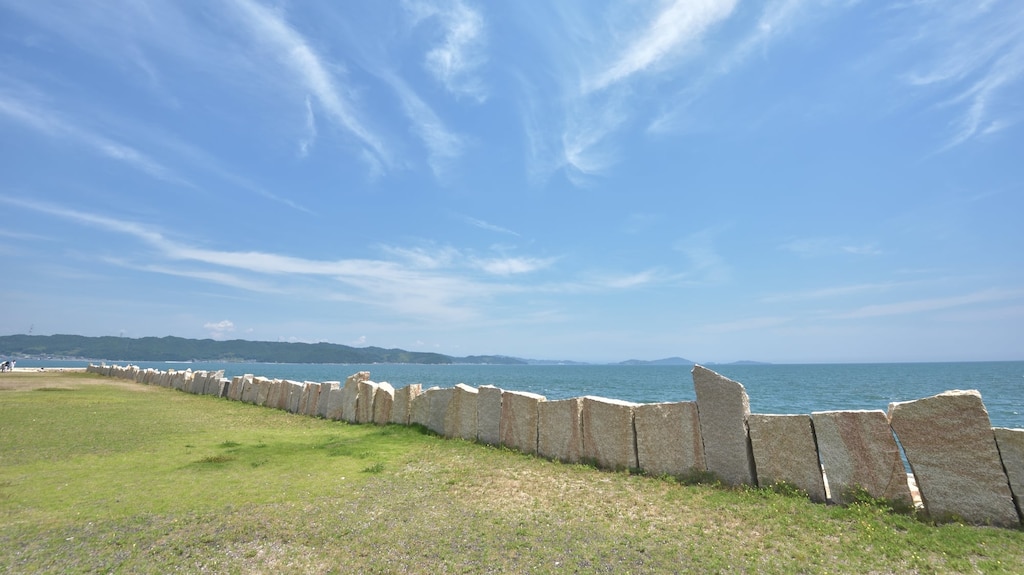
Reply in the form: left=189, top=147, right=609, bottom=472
left=341, top=372, right=369, bottom=423
left=634, top=401, right=705, bottom=477
left=476, top=385, right=503, bottom=446
left=322, top=382, right=345, bottom=420
left=226, top=375, right=242, bottom=400
left=316, top=382, right=340, bottom=418
left=391, top=384, right=423, bottom=425
left=356, top=380, right=379, bottom=424
left=888, top=390, right=1019, bottom=526
left=301, top=382, right=321, bottom=416
left=267, top=379, right=287, bottom=409
left=582, top=396, right=638, bottom=470
left=748, top=414, right=827, bottom=502
left=373, top=382, right=395, bottom=425
left=500, top=390, right=545, bottom=454
left=424, top=387, right=454, bottom=435
left=410, top=386, right=439, bottom=427
left=538, top=397, right=583, bottom=463
left=693, top=365, right=756, bottom=486
left=256, top=378, right=273, bottom=406
left=241, top=378, right=259, bottom=404
left=286, top=380, right=305, bottom=413
left=445, top=384, right=478, bottom=440
left=205, top=371, right=226, bottom=396
left=812, top=410, right=912, bottom=505
left=994, top=427, right=1024, bottom=520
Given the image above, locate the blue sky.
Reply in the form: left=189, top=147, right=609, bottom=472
left=1, top=1, right=1022, bottom=363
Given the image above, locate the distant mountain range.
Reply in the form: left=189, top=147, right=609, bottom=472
left=0, top=334, right=525, bottom=365
left=0, top=334, right=768, bottom=366
left=617, top=356, right=694, bottom=366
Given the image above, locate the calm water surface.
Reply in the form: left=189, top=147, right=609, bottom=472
left=19, top=359, right=1024, bottom=429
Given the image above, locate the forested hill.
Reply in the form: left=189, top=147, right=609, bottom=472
left=0, top=334, right=526, bottom=365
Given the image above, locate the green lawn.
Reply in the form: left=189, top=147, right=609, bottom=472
left=1, top=371, right=1021, bottom=574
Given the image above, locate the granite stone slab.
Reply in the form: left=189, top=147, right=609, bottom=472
left=634, top=401, right=705, bottom=477
left=582, top=396, right=639, bottom=470
left=692, top=365, right=756, bottom=486
left=476, top=385, right=503, bottom=446
left=889, top=390, right=1019, bottom=527
left=500, top=390, right=545, bottom=455
left=538, top=397, right=584, bottom=463
left=748, top=414, right=827, bottom=502
left=812, top=410, right=912, bottom=505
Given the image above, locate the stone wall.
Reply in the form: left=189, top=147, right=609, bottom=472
left=87, top=362, right=1024, bottom=528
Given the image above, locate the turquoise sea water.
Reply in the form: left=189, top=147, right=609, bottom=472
left=17, top=359, right=1024, bottom=429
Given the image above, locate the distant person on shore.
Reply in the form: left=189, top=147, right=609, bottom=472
left=0, top=360, right=10, bottom=372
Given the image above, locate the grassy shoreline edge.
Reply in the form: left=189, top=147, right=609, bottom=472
left=2, top=371, right=1022, bottom=574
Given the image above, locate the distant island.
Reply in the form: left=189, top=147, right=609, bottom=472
left=0, top=334, right=768, bottom=366
left=618, top=356, right=694, bottom=366
left=0, top=334, right=526, bottom=365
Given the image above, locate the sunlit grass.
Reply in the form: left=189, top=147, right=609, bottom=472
left=1, top=371, right=1021, bottom=574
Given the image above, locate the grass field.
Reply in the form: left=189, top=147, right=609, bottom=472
left=1, top=371, right=1022, bottom=574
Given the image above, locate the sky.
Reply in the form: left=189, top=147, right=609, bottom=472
left=1, top=0, right=1022, bottom=364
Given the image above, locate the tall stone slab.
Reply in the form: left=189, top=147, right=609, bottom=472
left=241, top=378, right=260, bottom=404
left=256, top=378, right=273, bottom=406
left=317, top=382, right=341, bottom=418
left=340, top=372, right=369, bottom=423
left=373, top=382, right=395, bottom=425
left=227, top=376, right=244, bottom=401
left=268, top=379, right=288, bottom=410
left=582, top=396, right=639, bottom=471
left=888, top=390, right=1019, bottom=527
left=812, top=410, right=912, bottom=505
left=323, top=382, right=346, bottom=420
left=693, top=365, right=756, bottom=486
left=424, top=387, right=454, bottom=435
left=356, top=380, right=380, bottom=423
left=538, top=397, right=584, bottom=463
left=391, top=384, right=422, bottom=425
left=476, top=385, right=503, bottom=446
left=994, top=428, right=1024, bottom=520
left=410, top=386, right=439, bottom=427
left=206, top=371, right=226, bottom=396
left=500, top=390, right=545, bottom=455
left=748, top=414, right=827, bottom=502
left=286, top=380, right=305, bottom=413
left=634, top=401, right=705, bottom=477
left=301, top=382, right=322, bottom=416
left=446, top=384, right=479, bottom=440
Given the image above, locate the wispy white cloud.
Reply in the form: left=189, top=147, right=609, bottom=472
left=648, top=0, right=828, bottom=134
left=226, top=0, right=391, bottom=169
left=298, top=96, right=317, bottom=158
left=204, top=319, right=235, bottom=339
left=1, top=196, right=565, bottom=322
left=701, top=315, right=790, bottom=334
left=455, top=214, right=519, bottom=236
left=833, top=288, right=1024, bottom=319
left=0, top=91, right=188, bottom=186
left=779, top=237, right=882, bottom=257
left=406, top=0, right=488, bottom=102
left=379, top=71, right=466, bottom=177
left=598, top=269, right=666, bottom=289
left=471, top=256, right=556, bottom=276
left=674, top=228, right=731, bottom=284
left=528, top=0, right=738, bottom=186
left=896, top=0, right=1024, bottom=149
left=585, top=0, right=738, bottom=93
left=761, top=281, right=904, bottom=303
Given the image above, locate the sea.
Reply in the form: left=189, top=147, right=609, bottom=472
left=16, top=359, right=1024, bottom=429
